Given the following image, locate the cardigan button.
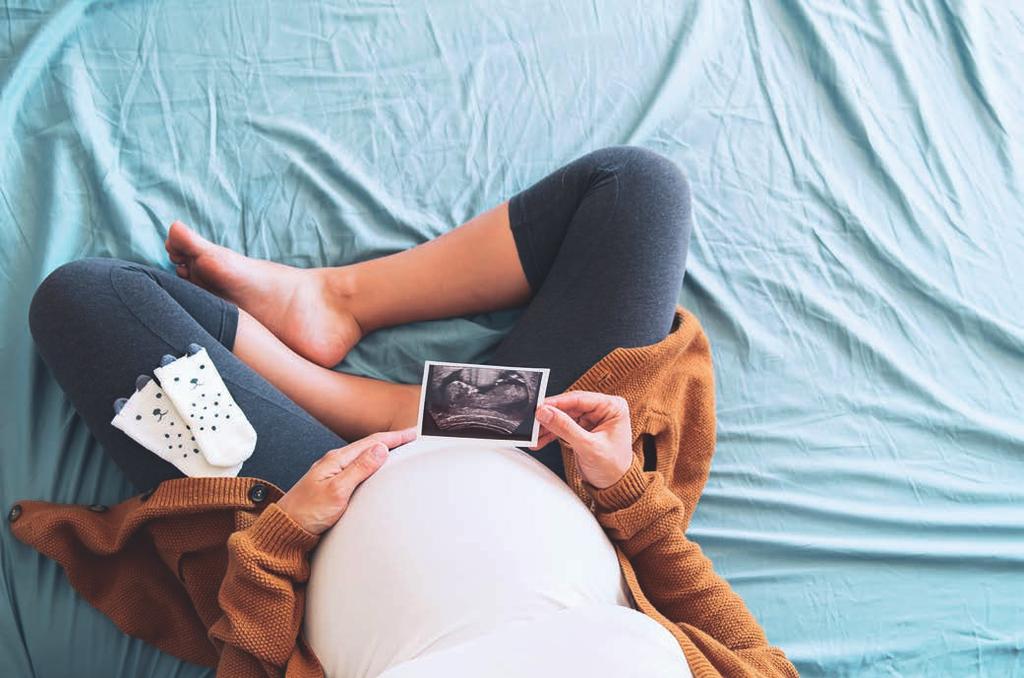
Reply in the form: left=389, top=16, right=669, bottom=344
left=7, top=504, right=22, bottom=523
left=88, top=504, right=108, bottom=513
left=248, top=483, right=268, bottom=504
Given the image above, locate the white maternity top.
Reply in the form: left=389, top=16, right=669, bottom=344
left=303, top=437, right=692, bottom=678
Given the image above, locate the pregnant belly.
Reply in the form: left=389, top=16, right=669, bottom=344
left=303, top=438, right=630, bottom=678
left=379, top=605, right=693, bottom=678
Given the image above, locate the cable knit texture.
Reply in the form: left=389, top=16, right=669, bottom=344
left=8, top=306, right=798, bottom=677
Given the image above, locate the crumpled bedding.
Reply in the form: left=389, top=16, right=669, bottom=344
left=1, top=1, right=1022, bottom=676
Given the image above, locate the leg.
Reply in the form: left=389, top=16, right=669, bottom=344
left=489, top=146, right=693, bottom=476
left=164, top=202, right=531, bottom=369
left=28, top=257, right=357, bottom=491
left=230, top=308, right=420, bottom=438
left=330, top=201, right=531, bottom=332
left=164, top=150, right=685, bottom=386
left=163, top=147, right=687, bottom=446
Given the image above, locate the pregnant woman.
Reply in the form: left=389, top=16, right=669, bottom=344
left=15, top=147, right=797, bottom=677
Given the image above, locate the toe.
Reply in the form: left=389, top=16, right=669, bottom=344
left=167, top=221, right=207, bottom=257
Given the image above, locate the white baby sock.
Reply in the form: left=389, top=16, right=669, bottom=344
left=111, top=378, right=242, bottom=478
left=153, top=347, right=257, bottom=468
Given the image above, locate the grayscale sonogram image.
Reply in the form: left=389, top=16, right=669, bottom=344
left=417, top=362, right=550, bottom=445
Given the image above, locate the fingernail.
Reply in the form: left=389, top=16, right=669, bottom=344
left=536, top=406, right=551, bottom=423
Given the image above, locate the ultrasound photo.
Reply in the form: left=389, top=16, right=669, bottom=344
left=416, top=361, right=550, bottom=445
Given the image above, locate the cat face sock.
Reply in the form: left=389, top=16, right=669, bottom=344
left=111, top=376, right=243, bottom=478
left=153, top=345, right=257, bottom=468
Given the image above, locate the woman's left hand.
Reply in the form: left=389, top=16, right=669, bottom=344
left=530, top=391, right=635, bottom=489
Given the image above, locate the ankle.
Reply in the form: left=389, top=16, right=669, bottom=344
left=319, top=266, right=370, bottom=331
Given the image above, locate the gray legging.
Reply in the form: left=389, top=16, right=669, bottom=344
left=28, top=146, right=692, bottom=492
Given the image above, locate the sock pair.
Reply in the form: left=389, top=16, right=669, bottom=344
left=110, top=344, right=257, bottom=478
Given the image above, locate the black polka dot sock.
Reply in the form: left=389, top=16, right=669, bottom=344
left=110, top=376, right=242, bottom=477
left=153, top=345, right=257, bottom=468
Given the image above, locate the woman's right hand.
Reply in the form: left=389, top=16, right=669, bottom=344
left=277, top=427, right=417, bottom=534
left=530, top=391, right=636, bottom=490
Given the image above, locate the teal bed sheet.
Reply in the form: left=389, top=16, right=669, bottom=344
left=2, top=1, right=1022, bottom=676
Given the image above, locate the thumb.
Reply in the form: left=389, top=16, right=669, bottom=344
left=536, top=405, right=591, bottom=448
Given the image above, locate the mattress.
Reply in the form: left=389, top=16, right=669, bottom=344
left=2, top=1, right=1022, bottom=676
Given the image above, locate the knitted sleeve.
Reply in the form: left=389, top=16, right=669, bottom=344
left=208, top=502, right=324, bottom=677
left=587, top=456, right=799, bottom=678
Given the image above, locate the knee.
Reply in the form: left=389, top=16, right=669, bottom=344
left=585, top=144, right=689, bottom=202
left=590, top=145, right=692, bottom=240
left=607, top=145, right=689, bottom=194
left=29, top=257, right=118, bottom=345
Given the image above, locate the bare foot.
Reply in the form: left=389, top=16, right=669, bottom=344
left=165, top=221, right=363, bottom=368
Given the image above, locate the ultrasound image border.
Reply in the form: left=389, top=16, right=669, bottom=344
left=415, top=360, right=550, bottom=446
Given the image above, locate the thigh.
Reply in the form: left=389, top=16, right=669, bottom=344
left=490, top=147, right=692, bottom=474
left=28, top=257, right=345, bottom=492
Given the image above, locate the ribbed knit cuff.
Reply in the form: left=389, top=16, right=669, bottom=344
left=245, top=503, right=320, bottom=556
left=586, top=454, right=652, bottom=512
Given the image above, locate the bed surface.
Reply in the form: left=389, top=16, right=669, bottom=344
left=2, top=1, right=1022, bottom=676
